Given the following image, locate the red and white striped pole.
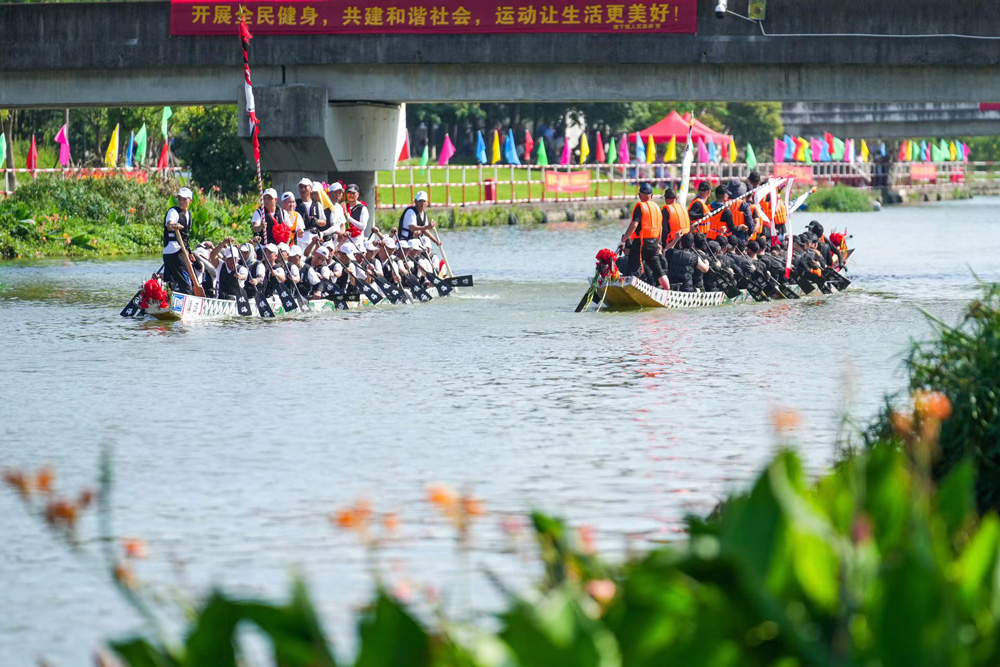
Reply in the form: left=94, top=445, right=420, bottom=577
left=238, top=8, right=264, bottom=209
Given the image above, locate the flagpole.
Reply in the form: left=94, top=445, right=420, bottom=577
left=238, top=7, right=264, bottom=208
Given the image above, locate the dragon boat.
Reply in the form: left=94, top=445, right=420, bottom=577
left=139, top=290, right=372, bottom=322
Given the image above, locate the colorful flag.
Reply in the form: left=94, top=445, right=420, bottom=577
left=475, top=131, right=487, bottom=164
left=696, top=138, right=709, bottom=163
left=54, top=124, right=71, bottom=167
left=832, top=137, right=845, bottom=161
left=773, top=138, right=787, bottom=164
left=491, top=130, right=501, bottom=165
left=125, top=131, right=135, bottom=168
left=949, top=141, right=958, bottom=162
left=397, top=130, right=410, bottom=162
left=607, top=136, right=617, bottom=164
left=635, top=133, right=646, bottom=163
left=157, top=139, right=170, bottom=169
left=619, top=133, right=629, bottom=165
left=845, top=138, right=855, bottom=163
left=665, top=136, right=677, bottom=162
left=783, top=134, right=795, bottom=161
left=707, top=140, right=717, bottom=163
left=720, top=140, right=728, bottom=162
left=880, top=142, right=886, bottom=157
left=939, top=139, right=949, bottom=162
left=824, top=131, right=835, bottom=153
left=898, top=141, right=907, bottom=161
left=860, top=139, right=870, bottom=162
left=505, top=129, right=521, bottom=165
left=729, top=137, right=737, bottom=164
left=0, top=133, right=6, bottom=170
left=439, top=134, right=456, bottom=166
left=134, top=124, right=147, bottom=166
left=161, top=107, right=173, bottom=139
left=812, top=138, right=823, bottom=163
left=580, top=132, right=590, bottom=164
left=524, top=130, right=535, bottom=163
left=963, top=142, right=971, bottom=163
left=27, top=135, right=38, bottom=172
left=537, top=139, right=549, bottom=166
left=794, top=137, right=808, bottom=162
left=920, top=140, right=929, bottom=162
left=745, top=143, right=757, bottom=170
left=820, top=140, right=831, bottom=162
left=560, top=138, right=571, bottom=166
left=104, top=123, right=120, bottom=167
left=595, top=132, right=605, bottom=163
left=646, top=134, right=656, bottom=165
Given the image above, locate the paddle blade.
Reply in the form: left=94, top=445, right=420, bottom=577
left=120, top=290, right=144, bottom=317
left=443, top=275, right=474, bottom=288
left=254, top=292, right=275, bottom=318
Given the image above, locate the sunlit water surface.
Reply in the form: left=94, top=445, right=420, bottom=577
left=2, top=198, right=998, bottom=665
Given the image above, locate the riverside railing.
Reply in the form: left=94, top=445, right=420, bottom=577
left=0, top=167, right=185, bottom=197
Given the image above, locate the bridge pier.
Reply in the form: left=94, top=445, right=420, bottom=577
left=238, top=85, right=402, bottom=224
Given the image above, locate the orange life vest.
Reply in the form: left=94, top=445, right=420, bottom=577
left=662, top=201, right=690, bottom=242
left=749, top=205, right=765, bottom=241
left=630, top=201, right=663, bottom=241
left=688, top=197, right=712, bottom=234
left=706, top=206, right=728, bottom=240
left=760, top=198, right=788, bottom=228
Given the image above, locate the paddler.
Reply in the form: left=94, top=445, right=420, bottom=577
left=162, top=186, right=195, bottom=293
left=345, top=184, right=369, bottom=239
left=326, top=182, right=348, bottom=236
left=251, top=188, right=290, bottom=244
left=281, top=192, right=305, bottom=248
left=725, top=178, right=752, bottom=242
left=398, top=191, right=436, bottom=241
left=664, top=233, right=709, bottom=292
left=687, top=181, right=712, bottom=234
left=620, top=182, right=669, bottom=291
left=660, top=188, right=690, bottom=245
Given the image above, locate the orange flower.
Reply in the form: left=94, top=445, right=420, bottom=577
left=123, top=538, right=148, bottom=559
left=914, top=390, right=952, bottom=421
left=462, top=496, right=485, bottom=517
left=231, top=223, right=238, bottom=230
left=114, top=563, right=138, bottom=590
left=78, top=489, right=95, bottom=508
left=383, top=512, right=400, bottom=533
left=579, top=525, right=596, bottom=555
left=35, top=467, right=54, bottom=494
left=890, top=410, right=914, bottom=436
left=427, top=484, right=458, bottom=510
left=586, top=579, right=616, bottom=604
left=2, top=469, right=31, bottom=499
left=334, top=509, right=361, bottom=529
left=45, top=499, right=78, bottom=528
left=770, top=408, right=802, bottom=433
left=128, top=208, right=136, bottom=214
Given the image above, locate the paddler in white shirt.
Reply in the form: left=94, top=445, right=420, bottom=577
left=326, top=182, right=348, bottom=236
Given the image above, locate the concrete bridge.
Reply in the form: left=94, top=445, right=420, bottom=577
left=782, top=103, right=1000, bottom=139
left=2, top=0, right=999, bottom=197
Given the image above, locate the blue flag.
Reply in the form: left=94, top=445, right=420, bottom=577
left=820, top=142, right=832, bottom=162
left=475, top=131, right=487, bottom=164
left=707, top=140, right=717, bottom=163
left=125, top=131, right=135, bottom=169
left=504, top=129, right=521, bottom=165
left=880, top=142, right=886, bottom=157
left=783, top=134, right=795, bottom=161
left=635, top=133, right=646, bottom=163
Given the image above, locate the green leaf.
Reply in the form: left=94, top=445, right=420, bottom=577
left=958, top=514, right=1000, bottom=606
left=500, top=587, right=621, bottom=667
left=239, top=577, right=338, bottom=667
left=355, top=590, right=431, bottom=667
left=183, top=592, right=242, bottom=667
left=437, top=625, right=519, bottom=667
left=789, top=531, right=839, bottom=612
left=935, top=459, right=976, bottom=543
left=109, top=637, right=179, bottom=667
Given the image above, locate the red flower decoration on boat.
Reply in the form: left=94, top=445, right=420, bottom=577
left=829, top=232, right=844, bottom=246
left=140, top=278, right=169, bottom=309
left=270, top=222, right=291, bottom=244
left=595, top=248, right=620, bottom=279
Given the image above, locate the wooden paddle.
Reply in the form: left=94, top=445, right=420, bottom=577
left=177, top=244, right=206, bottom=298
left=426, top=228, right=453, bottom=278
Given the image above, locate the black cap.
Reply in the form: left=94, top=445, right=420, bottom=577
left=747, top=240, right=760, bottom=253
left=638, top=182, right=653, bottom=195
left=708, top=240, right=721, bottom=253
left=663, top=188, right=677, bottom=200
left=716, top=235, right=729, bottom=247
left=808, top=221, right=824, bottom=236
left=680, top=234, right=695, bottom=248
left=697, top=180, right=712, bottom=192
left=715, top=185, right=727, bottom=198
left=748, top=171, right=761, bottom=185
left=346, top=183, right=360, bottom=193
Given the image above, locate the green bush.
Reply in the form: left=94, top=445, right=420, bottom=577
left=807, top=186, right=874, bottom=213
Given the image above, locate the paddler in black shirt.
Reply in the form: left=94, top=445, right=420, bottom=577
left=665, top=233, right=709, bottom=292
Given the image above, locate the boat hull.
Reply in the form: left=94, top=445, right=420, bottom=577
left=145, top=292, right=372, bottom=322
left=593, top=275, right=829, bottom=311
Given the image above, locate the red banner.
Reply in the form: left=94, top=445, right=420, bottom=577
left=170, top=0, right=697, bottom=35
left=910, top=164, right=937, bottom=182
left=773, top=163, right=814, bottom=185
left=544, top=170, right=591, bottom=193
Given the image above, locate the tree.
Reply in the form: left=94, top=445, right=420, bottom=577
left=722, top=103, right=783, bottom=151
left=171, top=106, right=257, bottom=197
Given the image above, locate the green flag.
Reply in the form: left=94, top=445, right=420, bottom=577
left=536, top=139, right=549, bottom=166
left=607, top=137, right=617, bottom=164
left=161, top=107, right=173, bottom=139
left=134, top=124, right=148, bottom=166
left=745, top=143, right=757, bottom=170
left=419, top=143, right=429, bottom=173
left=939, top=139, right=950, bottom=162
left=831, top=137, right=845, bottom=161
left=0, top=132, right=6, bottom=169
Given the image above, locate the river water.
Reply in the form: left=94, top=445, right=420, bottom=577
left=1, top=197, right=997, bottom=665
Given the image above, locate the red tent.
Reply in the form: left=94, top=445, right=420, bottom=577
left=636, top=110, right=732, bottom=145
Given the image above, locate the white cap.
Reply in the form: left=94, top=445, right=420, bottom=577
left=332, top=264, right=344, bottom=278
left=415, top=191, right=428, bottom=202
left=263, top=188, right=278, bottom=199
left=193, top=248, right=210, bottom=261
left=311, top=181, right=323, bottom=192
left=315, top=246, right=330, bottom=258
left=298, top=178, right=313, bottom=188
left=383, top=237, right=397, bottom=250
left=421, top=237, right=434, bottom=250
left=281, top=191, right=295, bottom=202
left=363, top=240, right=377, bottom=251
left=339, top=243, right=355, bottom=255
left=328, top=182, right=343, bottom=192
left=277, top=242, right=290, bottom=253
left=288, top=246, right=303, bottom=257
left=177, top=187, right=193, bottom=199
left=264, top=243, right=278, bottom=254
left=240, top=244, right=253, bottom=254
left=224, top=247, right=238, bottom=259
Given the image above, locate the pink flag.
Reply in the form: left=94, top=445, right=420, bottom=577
left=560, top=138, right=571, bottom=166
left=811, top=138, right=823, bottom=162
left=696, top=138, right=709, bottom=163
left=963, top=142, right=971, bottom=163
left=845, top=138, right=855, bottom=163
left=619, top=133, right=629, bottom=164
left=54, top=124, right=71, bottom=167
left=773, top=138, right=787, bottom=164
left=438, top=134, right=456, bottom=166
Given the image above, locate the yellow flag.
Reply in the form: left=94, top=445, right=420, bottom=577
left=728, top=138, right=737, bottom=164
left=860, top=139, right=870, bottom=162
left=580, top=133, right=590, bottom=164
left=491, top=130, right=501, bottom=165
left=665, top=136, right=677, bottom=162
left=646, top=134, right=656, bottom=164
left=950, top=141, right=958, bottom=161
left=318, top=187, right=335, bottom=211
left=104, top=123, right=120, bottom=168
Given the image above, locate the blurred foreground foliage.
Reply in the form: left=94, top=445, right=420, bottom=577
left=0, top=175, right=257, bottom=259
